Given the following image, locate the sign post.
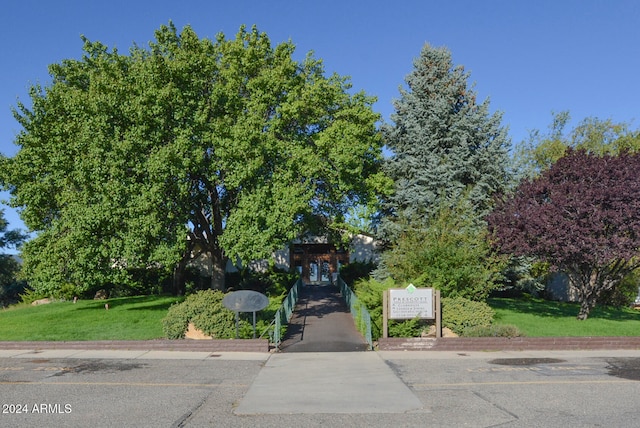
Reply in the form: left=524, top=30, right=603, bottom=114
left=383, top=284, right=441, bottom=338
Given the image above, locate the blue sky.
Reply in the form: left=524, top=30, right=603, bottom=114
left=1, top=0, right=639, bottom=236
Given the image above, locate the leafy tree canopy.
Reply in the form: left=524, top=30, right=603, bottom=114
left=487, top=149, right=640, bottom=320
left=378, top=198, right=507, bottom=301
left=514, top=111, right=640, bottom=179
left=0, top=23, right=387, bottom=295
left=380, top=43, right=511, bottom=239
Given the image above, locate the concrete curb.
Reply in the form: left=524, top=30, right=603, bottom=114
left=0, top=339, right=270, bottom=353
left=3, top=337, right=640, bottom=353
left=377, top=336, right=640, bottom=351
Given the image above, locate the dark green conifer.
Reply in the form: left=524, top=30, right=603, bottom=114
left=381, top=44, right=510, bottom=238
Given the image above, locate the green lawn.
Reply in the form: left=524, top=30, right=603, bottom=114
left=2, top=294, right=640, bottom=341
left=0, top=295, right=183, bottom=341
left=489, top=297, right=640, bottom=337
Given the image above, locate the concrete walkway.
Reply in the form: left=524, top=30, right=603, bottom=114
left=234, top=351, right=424, bottom=414
left=278, top=284, right=369, bottom=352
left=233, top=285, right=420, bottom=414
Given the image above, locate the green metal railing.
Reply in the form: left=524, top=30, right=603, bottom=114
left=337, top=276, right=373, bottom=350
left=271, top=278, right=302, bottom=349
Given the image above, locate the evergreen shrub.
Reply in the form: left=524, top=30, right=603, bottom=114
left=18, top=286, right=47, bottom=305
left=388, top=317, right=425, bottom=338
left=162, top=290, right=237, bottom=339
left=442, top=296, right=494, bottom=336
left=462, top=324, right=523, bottom=338
left=352, top=277, right=394, bottom=340
left=1, top=280, right=27, bottom=307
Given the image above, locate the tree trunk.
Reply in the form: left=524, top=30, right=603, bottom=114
left=172, top=255, right=190, bottom=296
left=569, top=270, right=597, bottom=321
left=209, top=249, right=227, bottom=291
left=576, top=298, right=594, bottom=320
left=575, top=271, right=603, bottom=320
left=172, top=239, right=200, bottom=296
left=575, top=270, right=622, bottom=320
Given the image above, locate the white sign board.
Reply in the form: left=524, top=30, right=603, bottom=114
left=388, top=287, right=434, bottom=319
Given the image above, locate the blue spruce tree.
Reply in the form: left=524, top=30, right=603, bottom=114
left=381, top=44, right=510, bottom=239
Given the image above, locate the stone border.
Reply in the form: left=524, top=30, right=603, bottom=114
left=377, top=336, right=640, bottom=351
left=0, top=339, right=270, bottom=353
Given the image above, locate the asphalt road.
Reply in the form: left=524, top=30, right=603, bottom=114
left=2, top=349, right=640, bottom=427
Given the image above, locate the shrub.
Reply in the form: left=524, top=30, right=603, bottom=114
left=599, top=270, right=639, bottom=308
left=339, top=260, right=377, bottom=286
left=223, top=267, right=297, bottom=296
left=352, top=277, right=431, bottom=339
left=352, top=278, right=499, bottom=339
left=162, top=290, right=238, bottom=339
left=388, top=317, right=425, bottom=338
left=18, top=286, right=47, bottom=305
left=123, top=267, right=172, bottom=296
left=0, top=255, right=24, bottom=307
left=162, top=283, right=289, bottom=340
left=463, top=324, right=523, bottom=338
left=380, top=200, right=507, bottom=301
left=352, top=277, right=395, bottom=340
left=442, top=296, right=495, bottom=336
left=1, top=280, right=27, bottom=308
left=497, top=256, right=549, bottom=296
left=52, top=282, right=80, bottom=300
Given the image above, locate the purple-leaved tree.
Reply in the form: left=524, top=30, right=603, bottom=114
left=487, top=149, right=640, bottom=320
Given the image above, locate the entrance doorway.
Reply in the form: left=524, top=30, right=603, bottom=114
left=290, top=243, right=349, bottom=284
left=309, top=262, right=319, bottom=282
left=321, top=261, right=330, bottom=282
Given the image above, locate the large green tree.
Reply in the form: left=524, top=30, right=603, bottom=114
left=380, top=43, right=510, bottom=238
left=1, top=23, right=386, bottom=295
left=514, top=111, right=640, bottom=179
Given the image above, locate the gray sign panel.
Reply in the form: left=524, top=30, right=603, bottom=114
left=223, top=290, right=269, bottom=312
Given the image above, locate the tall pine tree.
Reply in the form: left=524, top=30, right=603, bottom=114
left=381, top=44, right=510, bottom=239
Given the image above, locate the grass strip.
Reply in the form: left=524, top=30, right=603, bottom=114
left=489, top=297, right=640, bottom=337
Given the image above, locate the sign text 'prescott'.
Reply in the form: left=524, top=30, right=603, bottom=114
left=388, top=288, right=434, bottom=319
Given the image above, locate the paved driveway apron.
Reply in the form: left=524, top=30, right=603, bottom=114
left=236, top=284, right=419, bottom=414
left=235, top=352, right=424, bottom=414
